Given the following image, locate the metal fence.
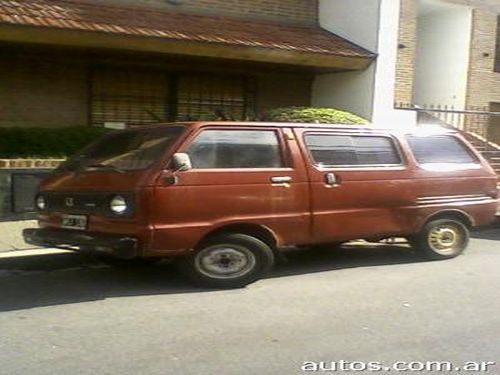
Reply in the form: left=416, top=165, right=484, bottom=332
left=396, top=103, right=500, bottom=146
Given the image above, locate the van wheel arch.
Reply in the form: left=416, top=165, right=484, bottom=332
left=419, top=210, right=474, bottom=231
left=198, top=223, right=279, bottom=251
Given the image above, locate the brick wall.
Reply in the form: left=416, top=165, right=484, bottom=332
left=466, top=9, right=500, bottom=109
left=0, top=55, right=89, bottom=127
left=465, top=10, right=500, bottom=142
left=489, top=102, right=500, bottom=143
left=257, top=73, right=312, bottom=113
left=394, top=0, right=418, bottom=106
left=394, top=1, right=500, bottom=112
left=84, top=0, right=318, bottom=25
left=0, top=49, right=313, bottom=128
left=496, top=15, right=500, bottom=73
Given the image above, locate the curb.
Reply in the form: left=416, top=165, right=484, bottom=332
left=0, top=248, right=70, bottom=258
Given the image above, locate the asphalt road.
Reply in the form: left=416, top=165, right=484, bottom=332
left=0, top=230, right=499, bottom=375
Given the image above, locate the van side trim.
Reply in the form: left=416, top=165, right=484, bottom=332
left=417, top=194, right=493, bottom=206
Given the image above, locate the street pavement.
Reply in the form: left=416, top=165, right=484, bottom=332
left=0, top=229, right=499, bottom=375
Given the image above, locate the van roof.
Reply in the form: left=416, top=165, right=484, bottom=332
left=133, top=121, right=457, bottom=136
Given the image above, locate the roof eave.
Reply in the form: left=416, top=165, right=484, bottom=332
left=0, top=24, right=375, bottom=70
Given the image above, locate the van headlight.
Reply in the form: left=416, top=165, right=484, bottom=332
left=110, top=195, right=128, bottom=215
left=35, top=195, right=46, bottom=211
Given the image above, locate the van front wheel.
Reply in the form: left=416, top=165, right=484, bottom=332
left=412, top=219, right=469, bottom=260
left=178, top=234, right=275, bottom=288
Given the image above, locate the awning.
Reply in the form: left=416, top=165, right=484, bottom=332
left=0, top=0, right=375, bottom=70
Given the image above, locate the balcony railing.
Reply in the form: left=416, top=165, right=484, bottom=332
left=395, top=103, right=500, bottom=176
left=396, top=103, right=500, bottom=140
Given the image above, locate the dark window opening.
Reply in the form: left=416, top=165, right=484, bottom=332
left=187, top=130, right=284, bottom=169
left=12, top=173, right=51, bottom=213
left=407, top=135, right=478, bottom=164
left=305, top=134, right=402, bottom=166
left=90, top=68, right=256, bottom=127
left=90, top=68, right=170, bottom=126
left=177, top=76, right=252, bottom=121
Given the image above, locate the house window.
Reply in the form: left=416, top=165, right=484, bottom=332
left=177, top=76, right=251, bottom=121
left=90, top=67, right=255, bottom=126
left=90, top=68, right=170, bottom=126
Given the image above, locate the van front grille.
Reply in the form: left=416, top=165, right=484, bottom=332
left=41, top=192, right=134, bottom=216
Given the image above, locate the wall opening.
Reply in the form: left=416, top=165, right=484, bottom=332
left=414, top=0, right=473, bottom=109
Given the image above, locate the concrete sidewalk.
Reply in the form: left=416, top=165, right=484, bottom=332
left=0, top=220, right=39, bottom=253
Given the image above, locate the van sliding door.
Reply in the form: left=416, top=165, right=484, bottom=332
left=295, top=129, right=414, bottom=243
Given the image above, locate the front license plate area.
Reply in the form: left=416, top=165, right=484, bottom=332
left=61, top=214, right=87, bottom=230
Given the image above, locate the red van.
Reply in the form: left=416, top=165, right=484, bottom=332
left=23, top=122, right=498, bottom=288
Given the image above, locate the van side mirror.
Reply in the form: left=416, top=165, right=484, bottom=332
left=171, top=153, right=192, bottom=172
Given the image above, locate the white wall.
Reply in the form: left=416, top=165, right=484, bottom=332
left=317, top=0, right=380, bottom=51
left=313, top=66, right=376, bottom=120
left=312, top=0, right=379, bottom=120
left=414, top=2, right=473, bottom=109
left=313, top=0, right=417, bottom=128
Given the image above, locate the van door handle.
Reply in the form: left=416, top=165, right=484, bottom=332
left=271, top=176, right=292, bottom=184
left=325, top=172, right=340, bottom=186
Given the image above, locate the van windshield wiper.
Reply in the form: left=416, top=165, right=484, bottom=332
left=83, top=163, right=125, bottom=174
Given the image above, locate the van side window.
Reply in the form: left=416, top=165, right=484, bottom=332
left=305, top=134, right=402, bottom=167
left=407, top=136, right=478, bottom=164
left=187, top=130, right=284, bottom=169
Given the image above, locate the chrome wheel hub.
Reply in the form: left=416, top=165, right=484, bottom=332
left=428, top=224, right=464, bottom=255
left=195, top=245, right=256, bottom=279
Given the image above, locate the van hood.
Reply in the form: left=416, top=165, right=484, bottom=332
left=39, top=170, right=155, bottom=192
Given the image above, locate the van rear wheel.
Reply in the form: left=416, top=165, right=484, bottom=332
left=412, top=218, right=469, bottom=260
left=177, top=233, right=275, bottom=288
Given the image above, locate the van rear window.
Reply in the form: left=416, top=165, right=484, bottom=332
left=407, top=135, right=478, bottom=164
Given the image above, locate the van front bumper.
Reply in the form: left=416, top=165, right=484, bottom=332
left=22, top=228, right=138, bottom=259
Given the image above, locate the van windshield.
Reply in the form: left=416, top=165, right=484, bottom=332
left=58, top=126, right=185, bottom=173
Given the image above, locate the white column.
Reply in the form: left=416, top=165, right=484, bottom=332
left=371, top=0, right=417, bottom=127
left=312, top=0, right=417, bottom=128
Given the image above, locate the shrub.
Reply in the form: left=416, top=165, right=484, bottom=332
left=263, top=107, right=368, bottom=125
left=0, top=126, right=111, bottom=158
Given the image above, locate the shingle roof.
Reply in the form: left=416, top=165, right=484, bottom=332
left=0, top=0, right=374, bottom=59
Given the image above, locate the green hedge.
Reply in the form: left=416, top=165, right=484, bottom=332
left=0, top=126, right=110, bottom=158
left=263, top=107, right=368, bottom=125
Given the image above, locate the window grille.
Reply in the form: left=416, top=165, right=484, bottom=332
left=90, top=68, right=169, bottom=126
left=90, top=68, right=255, bottom=126
left=177, top=76, right=250, bottom=121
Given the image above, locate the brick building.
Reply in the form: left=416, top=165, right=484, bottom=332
left=394, top=0, right=500, bottom=141
left=1, top=0, right=499, bottom=131
left=0, top=0, right=376, bottom=128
